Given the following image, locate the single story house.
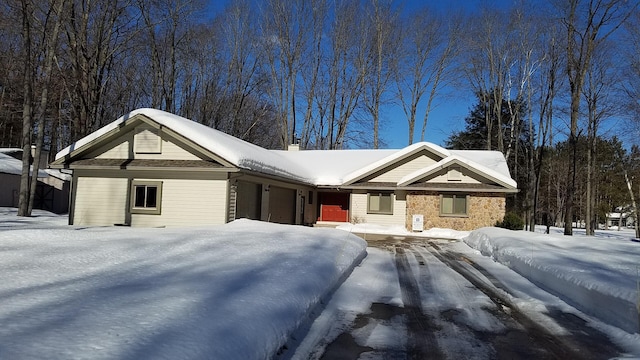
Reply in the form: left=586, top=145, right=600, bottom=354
left=50, top=108, right=517, bottom=230
left=605, top=210, right=635, bottom=229
left=1, top=148, right=70, bottom=214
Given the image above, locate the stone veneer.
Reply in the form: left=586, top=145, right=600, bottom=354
left=405, top=191, right=506, bottom=231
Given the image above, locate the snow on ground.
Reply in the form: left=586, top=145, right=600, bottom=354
left=336, top=222, right=469, bottom=240
left=0, top=209, right=366, bottom=360
left=291, top=247, right=403, bottom=359
left=307, top=222, right=640, bottom=358
left=464, top=226, right=640, bottom=335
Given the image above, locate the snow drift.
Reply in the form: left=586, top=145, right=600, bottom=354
left=465, top=227, right=640, bottom=334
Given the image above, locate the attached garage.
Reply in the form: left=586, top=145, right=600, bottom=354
left=268, top=186, right=296, bottom=224
left=235, top=181, right=262, bottom=220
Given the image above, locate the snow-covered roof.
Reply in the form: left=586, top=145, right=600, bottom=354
left=0, top=147, right=22, bottom=155
left=55, top=108, right=515, bottom=188
left=273, top=149, right=395, bottom=186
left=55, top=108, right=315, bottom=184
left=44, top=169, right=72, bottom=181
left=0, top=152, right=49, bottom=178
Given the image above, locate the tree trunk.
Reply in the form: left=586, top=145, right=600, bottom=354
left=585, top=137, right=593, bottom=235
left=27, top=0, right=65, bottom=214
left=18, top=0, right=34, bottom=217
left=624, top=171, right=640, bottom=239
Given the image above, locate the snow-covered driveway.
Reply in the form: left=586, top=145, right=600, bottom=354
left=292, top=236, right=640, bottom=359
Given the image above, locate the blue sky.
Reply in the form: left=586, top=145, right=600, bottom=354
left=382, top=0, right=516, bottom=149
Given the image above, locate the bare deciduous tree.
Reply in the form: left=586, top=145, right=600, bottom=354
left=558, top=0, right=635, bottom=235
left=394, top=6, right=459, bottom=145
left=260, top=0, right=311, bottom=148
left=362, top=0, right=399, bottom=149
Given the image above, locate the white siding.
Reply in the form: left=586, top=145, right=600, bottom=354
left=350, top=191, right=407, bottom=227
left=134, top=138, right=200, bottom=160
left=95, top=136, right=130, bottom=159
left=369, top=155, right=436, bottom=182
left=92, top=131, right=200, bottom=160
left=74, top=177, right=128, bottom=226
left=134, top=126, right=161, bottom=153
left=427, top=167, right=482, bottom=184
left=131, top=179, right=228, bottom=227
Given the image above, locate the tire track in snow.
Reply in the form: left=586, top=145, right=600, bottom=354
left=421, top=241, right=611, bottom=360
left=394, top=246, right=444, bottom=359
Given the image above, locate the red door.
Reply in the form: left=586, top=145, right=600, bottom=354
left=319, top=192, right=349, bottom=222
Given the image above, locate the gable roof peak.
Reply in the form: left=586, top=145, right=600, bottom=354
left=340, top=141, right=451, bottom=185
left=398, top=154, right=517, bottom=189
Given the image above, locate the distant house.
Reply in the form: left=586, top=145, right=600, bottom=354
left=605, top=210, right=635, bottom=229
left=0, top=148, right=70, bottom=214
left=50, top=109, right=518, bottom=230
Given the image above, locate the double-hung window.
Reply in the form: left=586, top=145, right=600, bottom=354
left=441, top=194, right=467, bottom=216
left=131, top=181, right=162, bottom=215
left=368, top=192, right=393, bottom=215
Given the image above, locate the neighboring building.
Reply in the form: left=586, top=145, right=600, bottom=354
left=605, top=210, right=635, bottom=229
left=0, top=148, right=70, bottom=214
left=50, top=108, right=518, bottom=230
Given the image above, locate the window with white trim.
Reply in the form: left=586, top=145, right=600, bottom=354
left=368, top=192, right=393, bottom=215
left=131, top=181, right=162, bottom=215
left=440, top=194, right=467, bottom=216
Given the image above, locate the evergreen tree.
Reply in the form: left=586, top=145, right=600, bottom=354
left=446, top=91, right=532, bottom=214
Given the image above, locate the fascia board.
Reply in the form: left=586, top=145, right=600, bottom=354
left=51, top=114, right=148, bottom=166
left=398, top=155, right=517, bottom=189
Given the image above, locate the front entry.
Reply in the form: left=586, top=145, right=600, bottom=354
left=318, top=192, right=349, bottom=222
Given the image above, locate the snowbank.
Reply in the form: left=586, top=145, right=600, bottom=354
left=465, top=227, right=640, bottom=334
left=0, top=213, right=366, bottom=359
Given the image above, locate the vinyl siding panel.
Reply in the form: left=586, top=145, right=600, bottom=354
left=74, top=177, right=128, bottom=226
left=94, top=136, right=130, bottom=159
left=350, top=191, right=407, bottom=227
left=133, top=139, right=200, bottom=160
left=426, top=167, right=482, bottom=184
left=91, top=130, right=200, bottom=160
left=131, top=179, right=228, bottom=227
left=369, top=155, right=436, bottom=183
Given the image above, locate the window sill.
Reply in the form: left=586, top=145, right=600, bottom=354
left=439, top=213, right=468, bottom=218
left=131, top=208, right=161, bottom=215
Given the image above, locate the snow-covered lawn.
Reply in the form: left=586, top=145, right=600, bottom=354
left=0, top=209, right=366, bottom=360
left=465, top=226, right=640, bottom=335
left=3, top=208, right=639, bottom=358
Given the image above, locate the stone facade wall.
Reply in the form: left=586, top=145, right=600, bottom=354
left=405, top=191, right=506, bottom=231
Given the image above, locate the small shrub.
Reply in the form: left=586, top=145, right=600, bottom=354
left=496, top=212, right=524, bottom=230
left=351, top=215, right=365, bottom=224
